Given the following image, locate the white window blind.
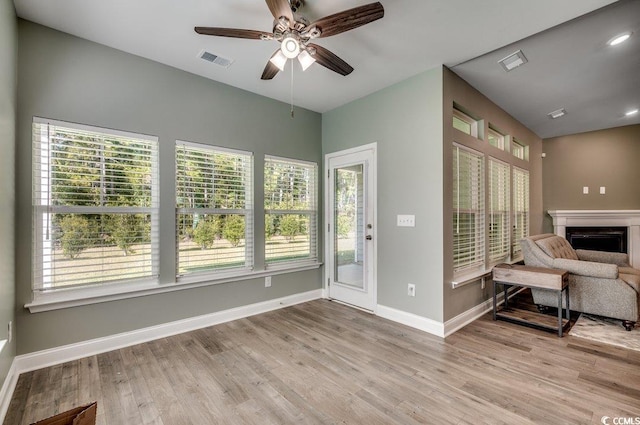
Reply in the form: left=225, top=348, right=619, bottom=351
left=453, top=144, right=485, bottom=275
left=512, top=167, right=530, bottom=258
left=176, top=141, right=253, bottom=276
left=32, top=118, right=159, bottom=291
left=264, top=156, right=317, bottom=266
left=488, top=158, right=510, bottom=264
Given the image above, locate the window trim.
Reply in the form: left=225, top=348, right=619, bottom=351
left=25, top=262, right=321, bottom=313
left=452, top=108, right=479, bottom=138
left=264, top=155, right=319, bottom=269
left=175, top=140, right=254, bottom=280
left=487, top=126, right=505, bottom=150
left=512, top=166, right=530, bottom=261
left=452, top=143, right=485, bottom=278
left=32, top=117, right=160, bottom=293
left=488, top=157, right=511, bottom=266
left=511, top=138, right=529, bottom=161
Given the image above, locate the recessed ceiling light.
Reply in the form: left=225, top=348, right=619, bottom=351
left=625, top=109, right=639, bottom=116
left=608, top=32, right=632, bottom=46
left=547, top=108, right=567, bottom=119
left=498, top=50, right=528, bottom=72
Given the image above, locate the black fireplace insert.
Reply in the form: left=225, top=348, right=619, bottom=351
left=565, top=227, right=628, bottom=253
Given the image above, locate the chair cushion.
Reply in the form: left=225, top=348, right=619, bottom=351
left=536, top=236, right=579, bottom=260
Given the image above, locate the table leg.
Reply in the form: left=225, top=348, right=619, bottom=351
left=558, top=290, right=563, bottom=337
left=493, top=280, right=497, bottom=320
left=565, top=286, right=570, bottom=320
left=503, top=284, right=509, bottom=309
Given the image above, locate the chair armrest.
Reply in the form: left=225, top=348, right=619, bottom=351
left=552, top=258, right=618, bottom=279
left=575, top=249, right=630, bottom=266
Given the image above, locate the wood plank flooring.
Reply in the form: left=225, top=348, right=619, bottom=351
left=4, top=299, right=640, bottom=424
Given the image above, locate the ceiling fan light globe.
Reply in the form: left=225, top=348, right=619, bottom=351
left=298, top=50, right=316, bottom=71
left=269, top=50, right=288, bottom=71
left=281, top=35, right=300, bottom=58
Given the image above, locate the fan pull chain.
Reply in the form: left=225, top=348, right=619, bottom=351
left=290, top=59, right=295, bottom=119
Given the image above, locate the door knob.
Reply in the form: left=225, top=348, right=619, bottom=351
left=366, top=235, right=373, bottom=240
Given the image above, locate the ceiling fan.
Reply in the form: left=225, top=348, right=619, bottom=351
left=195, top=0, right=384, bottom=80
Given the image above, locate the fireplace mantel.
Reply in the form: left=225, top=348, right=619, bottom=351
left=548, top=210, right=640, bottom=267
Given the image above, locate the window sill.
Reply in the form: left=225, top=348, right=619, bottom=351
left=451, top=270, right=492, bottom=289
left=451, top=258, right=523, bottom=289
left=26, top=262, right=322, bottom=313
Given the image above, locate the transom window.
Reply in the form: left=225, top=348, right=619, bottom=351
left=175, top=141, right=253, bottom=277
left=453, top=108, right=479, bottom=138
left=32, top=118, right=159, bottom=291
left=264, top=156, right=318, bottom=266
left=487, top=127, right=505, bottom=150
left=511, top=139, right=527, bottom=160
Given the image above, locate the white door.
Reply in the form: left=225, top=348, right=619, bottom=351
left=326, top=144, right=376, bottom=311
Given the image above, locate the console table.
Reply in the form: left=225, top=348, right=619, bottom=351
left=492, top=264, right=570, bottom=337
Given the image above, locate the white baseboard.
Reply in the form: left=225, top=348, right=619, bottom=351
left=443, top=287, right=524, bottom=337
left=0, top=289, right=322, bottom=422
left=0, top=361, right=18, bottom=422
left=376, top=288, right=524, bottom=339
left=376, top=304, right=445, bottom=338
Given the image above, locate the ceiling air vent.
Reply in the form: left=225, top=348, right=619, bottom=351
left=548, top=108, right=567, bottom=119
left=198, top=50, right=233, bottom=68
left=498, top=50, right=528, bottom=72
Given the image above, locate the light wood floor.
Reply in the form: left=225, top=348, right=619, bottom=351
left=4, top=299, right=640, bottom=424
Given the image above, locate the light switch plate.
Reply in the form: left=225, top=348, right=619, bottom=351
left=583, top=186, right=589, bottom=194
left=397, top=215, right=415, bottom=227
left=600, top=186, right=606, bottom=194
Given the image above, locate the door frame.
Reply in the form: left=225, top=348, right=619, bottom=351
left=324, top=142, right=378, bottom=312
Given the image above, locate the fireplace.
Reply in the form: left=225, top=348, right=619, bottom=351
left=566, top=227, right=627, bottom=253
left=548, top=210, right=640, bottom=267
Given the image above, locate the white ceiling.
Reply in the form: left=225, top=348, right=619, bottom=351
left=452, top=0, right=640, bottom=138
left=14, top=0, right=635, bottom=138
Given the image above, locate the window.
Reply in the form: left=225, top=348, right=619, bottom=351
left=264, top=156, right=317, bottom=266
left=488, top=158, right=510, bottom=264
left=453, top=108, right=478, bottom=138
left=33, top=118, right=158, bottom=291
left=453, top=144, right=485, bottom=275
left=176, top=142, right=253, bottom=277
left=512, top=167, right=530, bottom=259
left=511, top=139, right=528, bottom=160
left=487, top=127, right=505, bottom=150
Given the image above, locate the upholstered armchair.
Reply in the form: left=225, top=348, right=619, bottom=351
left=520, top=234, right=640, bottom=330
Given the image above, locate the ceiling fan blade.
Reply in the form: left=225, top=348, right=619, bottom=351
left=261, top=51, right=282, bottom=80
left=265, top=0, right=294, bottom=24
left=308, top=44, right=354, bottom=76
left=309, top=2, right=384, bottom=38
left=195, top=27, right=272, bottom=40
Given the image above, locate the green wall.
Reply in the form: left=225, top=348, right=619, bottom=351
left=0, top=0, right=17, bottom=386
left=16, top=20, right=322, bottom=354
left=322, top=68, right=445, bottom=322
left=542, top=124, right=640, bottom=232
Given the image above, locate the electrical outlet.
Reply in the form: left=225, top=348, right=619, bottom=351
left=7, top=321, right=12, bottom=343
left=407, top=283, right=416, bottom=297
left=583, top=186, right=589, bottom=194
left=265, top=276, right=272, bottom=288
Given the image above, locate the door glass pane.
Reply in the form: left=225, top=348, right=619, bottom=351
left=334, top=165, right=364, bottom=289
